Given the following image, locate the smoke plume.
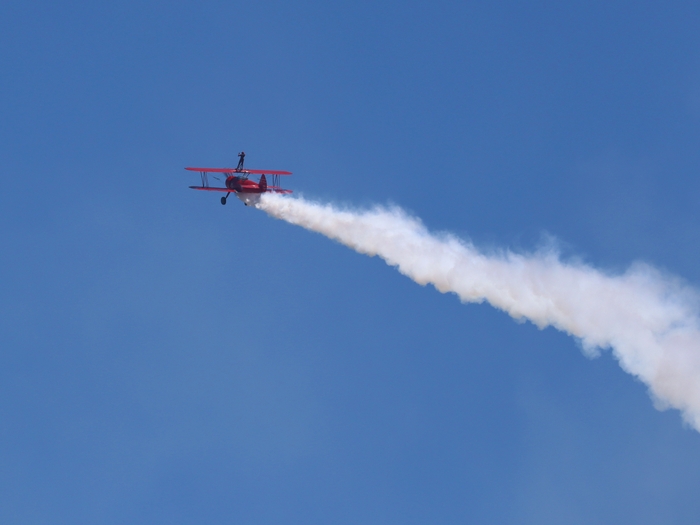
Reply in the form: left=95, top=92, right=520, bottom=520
left=258, top=193, right=700, bottom=431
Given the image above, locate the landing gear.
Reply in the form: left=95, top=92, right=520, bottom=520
left=221, top=192, right=231, bottom=205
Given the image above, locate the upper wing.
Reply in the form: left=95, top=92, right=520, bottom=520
left=186, top=167, right=236, bottom=173
left=244, top=169, right=292, bottom=175
left=185, top=167, right=292, bottom=175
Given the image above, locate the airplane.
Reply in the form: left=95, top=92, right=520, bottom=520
left=186, top=152, right=292, bottom=206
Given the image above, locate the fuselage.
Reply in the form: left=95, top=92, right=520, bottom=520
left=225, top=176, right=255, bottom=192
left=224, top=175, right=267, bottom=206
left=225, top=174, right=267, bottom=193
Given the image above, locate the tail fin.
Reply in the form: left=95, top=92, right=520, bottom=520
left=259, top=174, right=267, bottom=192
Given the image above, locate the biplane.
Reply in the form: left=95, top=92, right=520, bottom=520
left=186, top=152, right=292, bottom=206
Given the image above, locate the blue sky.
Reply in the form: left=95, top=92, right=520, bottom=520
left=2, top=1, right=700, bottom=523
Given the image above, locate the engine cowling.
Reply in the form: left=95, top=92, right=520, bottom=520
left=225, top=176, right=242, bottom=191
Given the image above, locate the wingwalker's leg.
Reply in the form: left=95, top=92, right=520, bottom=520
left=221, top=192, right=231, bottom=205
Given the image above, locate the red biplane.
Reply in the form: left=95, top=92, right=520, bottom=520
left=186, top=152, right=292, bottom=206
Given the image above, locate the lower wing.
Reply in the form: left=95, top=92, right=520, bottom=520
left=189, top=186, right=293, bottom=194
left=189, top=186, right=233, bottom=192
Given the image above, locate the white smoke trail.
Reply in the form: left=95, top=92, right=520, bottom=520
left=258, top=193, right=700, bottom=430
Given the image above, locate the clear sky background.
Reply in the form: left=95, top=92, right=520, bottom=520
left=2, top=1, right=700, bottom=523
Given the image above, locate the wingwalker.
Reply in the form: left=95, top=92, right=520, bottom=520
left=186, top=152, right=292, bottom=206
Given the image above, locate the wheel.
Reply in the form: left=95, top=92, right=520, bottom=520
left=221, top=196, right=227, bottom=205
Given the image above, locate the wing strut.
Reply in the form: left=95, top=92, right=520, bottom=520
left=200, top=171, right=209, bottom=188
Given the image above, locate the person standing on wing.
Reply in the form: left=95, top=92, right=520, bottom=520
left=236, top=151, right=245, bottom=170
